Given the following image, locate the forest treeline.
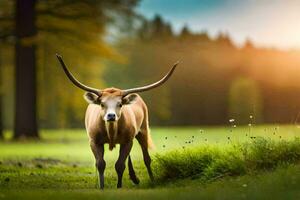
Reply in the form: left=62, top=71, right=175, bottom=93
left=106, top=16, right=300, bottom=126
left=2, top=2, right=300, bottom=131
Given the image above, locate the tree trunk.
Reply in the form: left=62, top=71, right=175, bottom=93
left=14, top=0, right=39, bottom=139
left=0, top=48, right=3, bottom=139
left=0, top=63, right=3, bottom=140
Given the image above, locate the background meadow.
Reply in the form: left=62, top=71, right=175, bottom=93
left=1, top=125, right=300, bottom=199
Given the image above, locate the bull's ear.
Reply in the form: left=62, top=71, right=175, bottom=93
left=84, top=92, right=101, bottom=104
left=122, top=94, right=138, bottom=105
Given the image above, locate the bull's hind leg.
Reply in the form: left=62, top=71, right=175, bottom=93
left=115, top=141, right=133, bottom=188
left=90, top=142, right=106, bottom=189
left=128, top=155, right=140, bottom=184
left=136, top=132, right=154, bottom=181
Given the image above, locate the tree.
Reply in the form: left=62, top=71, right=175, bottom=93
left=148, top=15, right=173, bottom=39
left=0, top=0, right=14, bottom=139
left=243, top=38, right=254, bottom=49
left=0, top=54, right=3, bottom=139
left=179, top=25, right=192, bottom=38
left=216, top=32, right=233, bottom=46
left=13, top=0, right=39, bottom=139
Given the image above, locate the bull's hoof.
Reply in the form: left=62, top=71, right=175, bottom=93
left=98, top=185, right=104, bottom=190
left=132, top=177, right=140, bottom=185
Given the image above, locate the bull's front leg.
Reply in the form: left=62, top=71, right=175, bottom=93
left=90, top=141, right=106, bottom=189
left=115, top=141, right=133, bottom=188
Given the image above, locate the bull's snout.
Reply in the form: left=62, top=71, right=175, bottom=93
left=107, top=113, right=116, bottom=121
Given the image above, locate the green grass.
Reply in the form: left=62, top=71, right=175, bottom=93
left=0, top=125, right=300, bottom=199
left=1, top=165, right=300, bottom=200
left=154, top=137, right=300, bottom=183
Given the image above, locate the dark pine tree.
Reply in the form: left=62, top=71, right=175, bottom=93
left=0, top=51, right=2, bottom=139
left=0, top=66, right=2, bottom=139
left=14, top=0, right=39, bottom=139
left=180, top=25, right=192, bottom=38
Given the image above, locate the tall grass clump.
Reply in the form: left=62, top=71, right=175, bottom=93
left=154, top=137, right=300, bottom=183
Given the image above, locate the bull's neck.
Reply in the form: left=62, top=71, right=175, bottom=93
left=100, top=114, right=126, bottom=150
left=105, top=121, right=118, bottom=150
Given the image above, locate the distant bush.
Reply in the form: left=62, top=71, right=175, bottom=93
left=154, top=137, right=300, bottom=183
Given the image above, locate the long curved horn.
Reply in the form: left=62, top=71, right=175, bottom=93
left=122, top=61, right=179, bottom=96
left=56, top=54, right=101, bottom=96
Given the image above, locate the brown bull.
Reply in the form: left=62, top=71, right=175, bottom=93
left=56, top=54, right=178, bottom=189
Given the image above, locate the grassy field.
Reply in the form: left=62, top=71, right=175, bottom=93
left=0, top=125, right=300, bottom=199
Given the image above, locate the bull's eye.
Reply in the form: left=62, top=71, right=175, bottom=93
left=118, top=103, right=122, bottom=108
left=100, top=103, right=105, bottom=107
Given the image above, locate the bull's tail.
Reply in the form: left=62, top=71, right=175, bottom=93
left=147, top=129, right=155, bottom=150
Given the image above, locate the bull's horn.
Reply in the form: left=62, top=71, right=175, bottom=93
left=122, top=61, right=179, bottom=96
left=56, top=54, right=101, bottom=96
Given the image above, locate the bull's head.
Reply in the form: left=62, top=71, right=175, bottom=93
left=56, top=54, right=178, bottom=122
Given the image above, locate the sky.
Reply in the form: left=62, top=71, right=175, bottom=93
left=136, top=0, right=300, bottom=49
